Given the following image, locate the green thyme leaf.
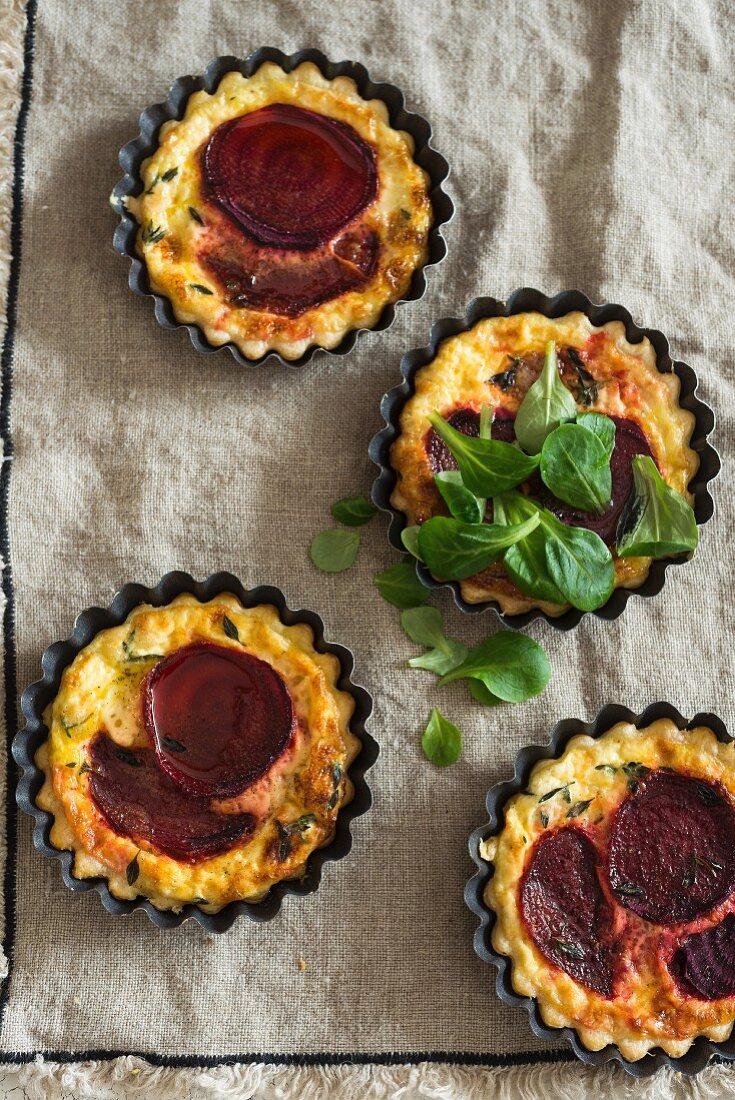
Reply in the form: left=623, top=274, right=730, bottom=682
left=161, top=736, right=186, bottom=754
left=327, top=761, right=343, bottom=810
left=427, top=411, right=539, bottom=497
left=190, top=283, right=213, bottom=294
left=161, top=167, right=178, bottom=181
left=617, top=455, right=698, bottom=558
left=538, top=783, right=574, bottom=804
left=141, top=221, right=166, bottom=244
left=331, top=494, right=377, bottom=526
left=188, top=206, right=204, bottom=225
left=514, top=340, right=578, bottom=454
left=624, top=766, right=649, bottom=783
left=79, top=761, right=92, bottom=776
left=421, top=707, right=462, bottom=767
left=567, top=798, right=594, bottom=819
left=417, top=513, right=541, bottom=581
left=595, top=763, right=618, bottom=775
left=540, top=810, right=549, bottom=828
left=121, top=631, right=164, bottom=663
left=613, top=880, right=645, bottom=897
left=222, top=615, right=240, bottom=642
left=374, top=559, right=428, bottom=608
left=552, top=937, right=585, bottom=960
left=115, top=747, right=142, bottom=767
left=489, top=356, right=524, bottom=392
left=438, top=631, right=551, bottom=703
left=696, top=783, right=727, bottom=807
left=126, top=852, right=141, bottom=887
left=310, top=528, right=360, bottom=573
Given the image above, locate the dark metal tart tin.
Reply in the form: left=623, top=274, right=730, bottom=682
left=369, top=288, right=720, bottom=629
left=13, top=571, right=377, bottom=932
left=466, top=701, right=735, bottom=1077
left=111, top=49, right=454, bottom=369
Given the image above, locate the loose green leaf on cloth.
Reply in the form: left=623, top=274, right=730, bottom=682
left=421, top=707, right=462, bottom=767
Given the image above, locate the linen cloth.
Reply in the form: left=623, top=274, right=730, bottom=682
left=1, top=0, right=734, bottom=1095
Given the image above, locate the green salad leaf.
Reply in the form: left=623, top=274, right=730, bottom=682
left=438, top=631, right=551, bottom=702
left=540, top=422, right=612, bottom=514
left=428, top=411, right=539, bottom=497
left=421, top=707, right=462, bottom=767
left=309, top=528, right=360, bottom=573
left=417, top=513, right=541, bottom=580
left=435, top=470, right=484, bottom=524
left=577, top=412, right=615, bottom=459
left=401, top=606, right=469, bottom=676
left=331, top=494, right=377, bottom=526
left=493, top=493, right=565, bottom=604
left=467, top=679, right=502, bottom=707
left=494, top=492, right=614, bottom=610
left=514, top=340, right=578, bottom=454
left=617, top=455, right=698, bottom=557
left=400, top=525, right=423, bottom=560
left=374, top=559, right=429, bottom=608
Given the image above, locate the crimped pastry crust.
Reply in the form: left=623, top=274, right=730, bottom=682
left=390, top=312, right=699, bottom=614
left=125, top=63, right=432, bottom=360
left=483, top=719, right=735, bottom=1060
left=37, top=594, right=359, bottom=912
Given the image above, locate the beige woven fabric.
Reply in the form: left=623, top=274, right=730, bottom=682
left=2, top=0, right=735, bottom=1086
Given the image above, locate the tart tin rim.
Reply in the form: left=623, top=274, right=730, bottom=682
left=110, top=48, right=454, bottom=369
left=465, top=701, right=734, bottom=1077
left=368, top=287, right=720, bottom=630
left=12, top=570, right=377, bottom=932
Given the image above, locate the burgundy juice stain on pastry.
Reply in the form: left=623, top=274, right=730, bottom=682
left=672, top=914, right=735, bottom=1000
left=144, top=643, right=294, bottom=799
left=425, top=407, right=652, bottom=545
left=87, top=733, right=255, bottom=862
left=607, top=771, right=735, bottom=925
left=520, top=828, right=618, bottom=996
left=199, top=103, right=379, bottom=315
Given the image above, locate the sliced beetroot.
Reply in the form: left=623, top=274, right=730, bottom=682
left=520, top=828, right=617, bottom=997
left=144, top=643, right=294, bottom=799
left=672, top=914, right=735, bottom=1000
left=529, top=417, right=652, bottom=543
left=425, top=406, right=514, bottom=471
left=88, top=733, right=255, bottom=862
left=607, top=771, right=735, bottom=925
left=424, top=407, right=651, bottom=545
left=199, top=222, right=379, bottom=317
left=203, top=104, right=377, bottom=251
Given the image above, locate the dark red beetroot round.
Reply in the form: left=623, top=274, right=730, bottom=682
left=672, top=914, right=735, bottom=1000
left=607, top=771, right=735, bottom=925
left=204, top=104, right=378, bottom=251
left=424, top=407, right=651, bottom=545
left=144, top=643, right=294, bottom=799
left=198, top=222, right=379, bottom=317
left=87, top=733, right=255, bottom=862
left=520, top=828, right=617, bottom=997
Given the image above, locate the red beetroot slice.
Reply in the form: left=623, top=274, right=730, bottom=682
left=88, top=733, right=255, bottom=862
left=607, top=771, right=735, bottom=925
left=144, top=643, right=294, bottom=799
left=424, top=407, right=651, bottom=545
left=203, top=103, right=378, bottom=251
left=199, top=223, right=379, bottom=317
left=672, top=914, right=735, bottom=1000
left=520, top=828, right=617, bottom=997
